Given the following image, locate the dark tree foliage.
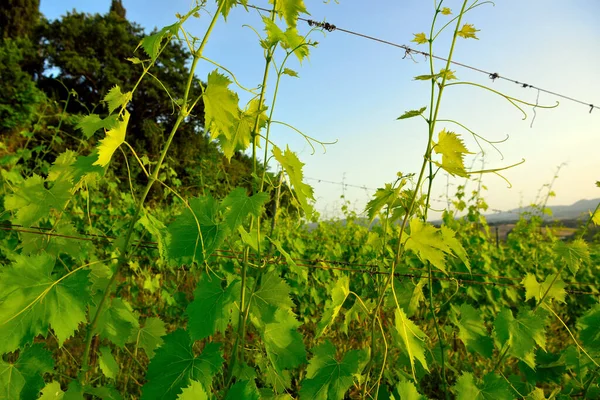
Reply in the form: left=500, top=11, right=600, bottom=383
left=109, top=0, right=127, bottom=19
left=0, top=0, right=40, bottom=39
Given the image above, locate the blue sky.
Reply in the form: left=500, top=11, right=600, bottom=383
left=40, top=1, right=600, bottom=219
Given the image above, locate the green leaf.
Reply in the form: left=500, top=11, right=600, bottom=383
left=393, top=308, right=429, bottom=380
left=177, top=381, right=208, bottom=400
left=494, top=308, right=546, bottom=369
left=138, top=211, right=169, bottom=262
left=365, top=183, right=401, bottom=220
left=94, top=111, right=130, bottom=167
left=5, top=174, right=72, bottom=226
left=299, top=340, right=366, bottom=400
left=282, top=68, right=299, bottom=77
left=316, top=276, right=350, bottom=338
left=40, top=382, right=65, bottom=399
left=441, top=225, right=470, bottom=272
left=225, top=380, right=260, bottom=400
left=76, top=114, right=119, bottom=139
left=99, top=347, right=119, bottom=379
left=272, top=145, right=314, bottom=217
left=397, top=107, right=427, bottom=120
left=218, top=0, right=247, bottom=20
left=412, top=33, right=428, bottom=44
left=393, top=379, right=427, bottom=400
left=203, top=70, right=240, bottom=144
left=84, top=384, right=123, bottom=400
left=93, top=298, right=139, bottom=348
left=522, top=273, right=566, bottom=306
left=450, top=304, right=493, bottom=358
left=457, top=23, right=480, bottom=39
left=221, top=187, right=269, bottom=232
left=166, top=195, right=227, bottom=265
left=0, top=343, right=54, bottom=400
left=554, top=239, right=590, bottom=275
left=130, top=317, right=167, bottom=359
left=403, top=219, right=450, bottom=273
left=138, top=22, right=181, bottom=61
left=0, top=254, right=90, bottom=353
left=433, top=129, right=473, bottom=177
left=186, top=275, right=240, bottom=340
left=592, top=208, right=600, bottom=226
left=269, top=0, right=308, bottom=29
left=218, top=99, right=268, bottom=160
left=577, top=303, right=600, bottom=353
left=103, top=85, right=132, bottom=114
left=142, top=330, right=224, bottom=400
left=453, top=372, right=512, bottom=400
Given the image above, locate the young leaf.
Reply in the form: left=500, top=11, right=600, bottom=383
left=453, top=372, right=512, bottom=400
left=39, top=381, right=65, bottom=399
left=282, top=68, right=299, bottom=77
left=225, top=380, right=260, bottom=400
left=522, top=273, right=566, bottom=306
left=433, top=129, right=473, bottom=177
left=393, top=308, right=429, bottom=380
left=93, top=111, right=130, bottom=167
left=269, top=0, right=308, bottom=29
left=129, top=317, right=167, bottom=359
left=392, top=379, right=427, bottom=400
left=99, top=346, right=119, bottom=379
left=186, top=275, right=240, bottom=340
left=494, top=308, right=546, bottom=369
left=76, top=114, right=119, bottom=139
left=403, top=219, right=451, bottom=273
left=218, top=99, right=268, bottom=160
left=457, top=23, right=479, bottom=39
left=441, top=7, right=452, bottom=15
left=412, top=32, right=428, bottom=44
left=554, top=239, right=590, bottom=275
left=178, top=380, right=208, bottom=400
left=142, top=330, right=223, bottom=400
left=450, top=304, right=493, bottom=357
left=138, top=22, right=181, bottom=61
left=316, top=276, right=350, bottom=338
left=221, top=187, right=269, bottom=232
left=299, top=340, right=367, bottom=400
left=273, top=145, right=314, bottom=217
left=0, top=254, right=90, bottom=354
left=218, top=0, right=248, bottom=20
left=103, top=85, right=132, bottom=114
left=203, top=70, right=239, bottom=143
left=397, top=107, right=427, bottom=120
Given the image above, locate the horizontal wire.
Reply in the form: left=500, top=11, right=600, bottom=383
left=243, top=3, right=598, bottom=113
left=2, top=224, right=596, bottom=292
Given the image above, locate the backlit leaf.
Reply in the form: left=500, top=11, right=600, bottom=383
left=219, top=99, right=268, bottom=160
left=441, top=7, right=452, bottom=15
left=203, top=70, right=239, bottom=144
left=397, top=107, right=427, bottom=120
left=494, top=308, right=546, bottom=369
left=93, top=111, right=130, bottom=167
left=138, top=22, right=181, bottom=61
left=103, top=85, right=132, bottom=114
left=273, top=145, right=314, bottom=217
left=433, top=129, right=473, bottom=177
left=221, top=187, right=269, bottom=232
left=554, top=239, right=590, bottom=275
left=218, top=0, right=248, bottom=20
left=0, top=254, right=90, bottom=353
left=457, top=23, right=479, bottom=39
left=453, top=372, right=512, bottom=400
left=40, top=381, right=65, bottom=399
left=269, top=0, right=308, bottom=29
left=393, top=308, right=429, bottom=380
left=450, top=304, right=493, bottom=358
left=522, top=273, right=566, bottom=306
left=76, top=114, right=119, bottom=139
left=177, top=380, right=208, bottom=400
left=412, top=33, right=428, bottom=44
left=403, top=219, right=450, bottom=273
left=316, top=276, right=350, bottom=338
left=392, top=379, right=427, bottom=400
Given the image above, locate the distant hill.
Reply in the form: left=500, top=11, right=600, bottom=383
left=484, top=198, right=600, bottom=224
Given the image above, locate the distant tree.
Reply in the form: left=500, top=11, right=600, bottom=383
left=109, top=0, right=126, bottom=19
left=0, top=0, right=40, bottom=39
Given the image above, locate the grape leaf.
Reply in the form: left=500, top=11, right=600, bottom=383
left=393, top=308, right=429, bottom=380
left=397, top=107, right=427, bottom=120
left=177, top=381, right=208, bottom=400
left=592, top=208, right=600, bottom=226
left=299, top=340, right=366, bottom=400
left=130, top=317, right=167, bottom=359
left=5, top=174, right=72, bottom=227
left=269, top=0, right=308, bottom=29
left=71, top=152, right=106, bottom=190
left=453, top=372, right=512, bottom=400
left=441, top=225, right=470, bottom=272
left=403, top=219, right=451, bottom=273
left=186, top=275, right=240, bottom=340
left=99, top=346, right=119, bottom=379
left=272, top=145, right=314, bottom=217
left=93, top=298, right=139, bottom=348
left=392, top=379, right=427, bottom=400
left=138, top=22, right=181, bottom=61
left=365, top=183, right=401, bottom=220
left=577, top=303, right=600, bottom=353
left=554, top=239, right=589, bottom=275
left=225, top=380, right=260, bottom=400
left=316, top=276, right=350, bottom=338
left=19, top=220, right=92, bottom=259
left=282, top=68, right=299, bottom=77
left=218, top=0, right=247, bottom=20
left=203, top=70, right=239, bottom=144
left=433, top=129, right=473, bottom=177
left=0, top=253, right=90, bottom=353
left=103, top=85, right=132, bottom=114
left=494, top=308, right=546, bottom=369
left=522, top=273, right=566, bottom=306
left=441, top=7, right=452, bottom=15
left=457, top=23, right=479, bottom=39
left=450, top=304, right=493, bottom=357
left=0, top=343, right=54, bottom=400
left=221, top=187, right=269, bottom=232
left=412, top=33, right=428, bottom=44
left=142, top=330, right=224, bottom=400
left=138, top=211, right=169, bottom=262
left=76, top=114, right=119, bottom=139
left=94, top=111, right=130, bottom=167
left=40, top=381, right=65, bottom=399
left=219, top=99, right=268, bottom=160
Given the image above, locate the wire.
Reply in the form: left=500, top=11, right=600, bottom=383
left=243, top=3, right=598, bottom=113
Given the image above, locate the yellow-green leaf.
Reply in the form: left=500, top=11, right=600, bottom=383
left=93, top=111, right=130, bottom=167
left=433, top=129, right=473, bottom=177
left=412, top=32, right=428, bottom=44
left=441, top=7, right=452, bottom=15
left=403, top=219, right=450, bottom=273
left=104, top=85, right=132, bottom=115
left=457, top=23, right=479, bottom=39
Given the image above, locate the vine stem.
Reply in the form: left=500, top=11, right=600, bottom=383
left=78, top=5, right=222, bottom=384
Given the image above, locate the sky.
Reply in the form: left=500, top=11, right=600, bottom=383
left=40, top=0, right=600, bottom=219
